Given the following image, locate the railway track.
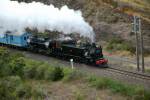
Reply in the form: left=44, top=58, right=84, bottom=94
left=107, top=67, right=150, bottom=80
left=104, top=55, right=150, bottom=67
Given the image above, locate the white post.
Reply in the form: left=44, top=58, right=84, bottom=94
left=70, top=59, right=74, bottom=69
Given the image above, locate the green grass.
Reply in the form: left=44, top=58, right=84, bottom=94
left=106, top=38, right=135, bottom=53
left=75, top=91, right=85, bottom=100
left=0, top=47, right=150, bottom=100
left=0, top=76, right=33, bottom=99
left=86, top=75, right=150, bottom=100
left=146, top=69, right=150, bottom=73
left=63, top=68, right=84, bottom=82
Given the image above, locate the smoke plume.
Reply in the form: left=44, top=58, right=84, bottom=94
left=0, top=0, right=95, bottom=42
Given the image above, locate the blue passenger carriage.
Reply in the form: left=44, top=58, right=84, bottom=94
left=0, top=32, right=30, bottom=47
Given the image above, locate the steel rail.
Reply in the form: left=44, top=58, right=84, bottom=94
left=107, top=67, right=150, bottom=80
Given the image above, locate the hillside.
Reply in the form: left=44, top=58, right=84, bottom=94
left=116, top=0, right=150, bottom=19
left=13, top=0, right=150, bottom=53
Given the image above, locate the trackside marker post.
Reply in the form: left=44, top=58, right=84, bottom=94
left=70, top=59, right=74, bottom=69
left=132, top=16, right=145, bottom=72
left=132, top=16, right=140, bottom=71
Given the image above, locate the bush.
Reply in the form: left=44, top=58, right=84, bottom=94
left=75, top=91, right=85, bottom=100
left=0, top=76, right=22, bottom=99
left=23, top=59, right=43, bottom=79
left=143, top=91, right=150, bottom=100
left=86, top=75, right=150, bottom=99
left=44, top=67, right=54, bottom=80
left=22, top=58, right=65, bottom=81
left=23, top=64, right=37, bottom=79
left=35, top=63, right=49, bottom=80
left=49, top=66, right=64, bottom=81
left=0, top=47, right=11, bottom=77
left=108, top=80, right=135, bottom=96
left=44, top=66, right=64, bottom=81
left=63, top=68, right=83, bottom=82
left=0, top=48, right=25, bottom=77
left=146, top=69, right=150, bottom=73
left=10, top=57, right=25, bottom=77
left=15, top=83, right=32, bottom=98
left=0, top=76, right=46, bottom=99
left=86, top=76, right=109, bottom=89
left=31, top=83, right=47, bottom=99
left=106, top=38, right=135, bottom=53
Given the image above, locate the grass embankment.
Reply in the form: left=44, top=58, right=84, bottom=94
left=105, top=38, right=135, bottom=54
left=0, top=47, right=150, bottom=99
left=105, top=38, right=150, bottom=56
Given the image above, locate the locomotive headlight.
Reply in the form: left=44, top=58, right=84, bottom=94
left=45, top=42, right=49, bottom=48
left=27, top=39, right=30, bottom=43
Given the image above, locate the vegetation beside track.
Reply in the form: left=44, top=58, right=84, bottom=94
left=0, top=47, right=150, bottom=100
left=106, top=38, right=135, bottom=53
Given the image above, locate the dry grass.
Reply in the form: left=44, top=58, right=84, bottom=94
left=27, top=80, right=127, bottom=100
left=116, top=0, right=150, bottom=22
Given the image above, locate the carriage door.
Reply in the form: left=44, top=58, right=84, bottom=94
left=7, top=35, right=12, bottom=44
left=6, top=34, right=9, bottom=44
left=10, top=35, right=13, bottom=44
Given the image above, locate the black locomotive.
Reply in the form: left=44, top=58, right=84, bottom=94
left=28, top=35, right=108, bottom=67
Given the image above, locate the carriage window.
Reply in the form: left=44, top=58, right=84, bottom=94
left=10, top=36, right=13, bottom=40
left=24, top=37, right=27, bottom=40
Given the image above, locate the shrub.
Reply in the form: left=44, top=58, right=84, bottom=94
left=75, top=91, right=85, bottom=100
left=31, top=83, right=46, bottom=99
left=35, top=63, right=48, bottom=80
left=107, top=80, right=136, bottom=96
left=106, top=38, right=135, bottom=53
left=86, top=75, right=150, bottom=99
left=44, top=66, right=64, bottom=81
left=0, top=76, right=22, bottom=99
left=146, top=69, right=150, bottom=73
left=0, top=76, right=46, bottom=99
left=23, top=64, right=37, bottom=79
left=101, top=0, right=118, bottom=8
left=23, top=59, right=43, bottom=79
left=132, top=86, right=145, bottom=100
left=10, top=57, right=25, bottom=77
left=63, top=68, right=84, bottom=82
left=15, top=83, right=32, bottom=98
left=49, top=66, right=64, bottom=81
left=143, top=90, right=150, bottom=100
left=44, top=67, right=53, bottom=80
left=0, top=47, right=11, bottom=77
left=0, top=48, right=25, bottom=77
left=86, top=76, right=109, bottom=89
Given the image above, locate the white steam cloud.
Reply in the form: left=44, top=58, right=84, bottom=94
left=0, top=0, right=95, bottom=42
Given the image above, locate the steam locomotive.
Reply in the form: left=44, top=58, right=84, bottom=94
left=0, top=32, right=108, bottom=67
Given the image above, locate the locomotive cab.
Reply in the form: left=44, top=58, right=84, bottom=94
left=86, top=43, right=108, bottom=67
left=95, top=48, right=108, bottom=67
